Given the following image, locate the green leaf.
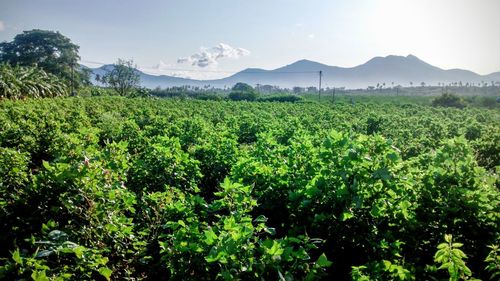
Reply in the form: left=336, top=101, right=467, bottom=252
left=31, top=270, right=49, bottom=281
left=399, top=201, right=411, bottom=220
left=267, top=240, right=284, bottom=257
left=12, top=249, right=22, bottom=265
left=264, top=227, right=276, bottom=235
left=253, top=215, right=268, bottom=223
left=316, top=253, right=333, bottom=267
left=98, top=267, right=113, bottom=281
left=42, top=160, right=51, bottom=170
left=204, top=229, right=217, bottom=245
left=341, top=212, right=354, bottom=221
left=382, top=260, right=392, bottom=269
left=177, top=220, right=186, bottom=228
left=206, top=249, right=228, bottom=264
left=73, top=246, right=85, bottom=259
left=387, top=152, right=399, bottom=162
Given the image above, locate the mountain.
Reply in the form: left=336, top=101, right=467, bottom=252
left=486, top=71, right=500, bottom=82
left=87, top=64, right=208, bottom=88
left=86, top=55, right=500, bottom=89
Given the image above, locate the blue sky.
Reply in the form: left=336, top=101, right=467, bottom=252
left=1, top=0, right=499, bottom=79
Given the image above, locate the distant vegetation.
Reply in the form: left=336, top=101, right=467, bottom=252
left=228, top=82, right=259, bottom=101
left=432, top=92, right=466, bottom=108
left=257, top=94, right=303, bottom=103
left=99, top=59, right=140, bottom=96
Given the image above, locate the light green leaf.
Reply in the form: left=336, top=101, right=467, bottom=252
left=341, top=212, right=354, bottom=221
left=98, top=267, right=113, bottom=281
left=31, top=270, right=49, bottom=281
left=12, top=249, right=22, bottom=265
left=204, top=229, right=217, bottom=245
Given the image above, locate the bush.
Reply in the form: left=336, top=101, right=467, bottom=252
left=195, top=93, right=223, bottom=101
left=432, top=93, right=466, bottom=108
left=258, top=94, right=303, bottom=103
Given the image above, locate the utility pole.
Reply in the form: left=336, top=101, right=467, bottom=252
left=71, top=63, right=75, bottom=96
left=318, top=70, right=322, bottom=101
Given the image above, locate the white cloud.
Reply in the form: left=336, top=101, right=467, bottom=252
left=178, top=43, right=250, bottom=68
left=151, top=60, right=170, bottom=72
left=139, top=60, right=220, bottom=80
left=139, top=60, right=175, bottom=75
left=0, top=21, right=5, bottom=31
left=308, top=33, right=315, bottom=40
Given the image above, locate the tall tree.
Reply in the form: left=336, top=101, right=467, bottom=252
left=102, top=59, right=140, bottom=96
left=0, top=29, right=89, bottom=88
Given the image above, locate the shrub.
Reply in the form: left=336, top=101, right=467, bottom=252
left=432, top=93, right=466, bottom=108
left=258, top=94, right=303, bottom=103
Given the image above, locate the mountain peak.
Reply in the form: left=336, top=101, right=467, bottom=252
left=290, top=59, right=326, bottom=66
left=295, top=59, right=317, bottom=63
left=361, top=54, right=431, bottom=68
left=240, top=67, right=266, bottom=72
left=275, top=59, right=330, bottom=72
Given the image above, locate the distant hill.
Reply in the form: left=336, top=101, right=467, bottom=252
left=86, top=55, right=500, bottom=89
left=486, top=71, right=500, bottom=81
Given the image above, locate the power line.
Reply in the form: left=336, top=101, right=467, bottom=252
left=318, top=70, right=322, bottom=101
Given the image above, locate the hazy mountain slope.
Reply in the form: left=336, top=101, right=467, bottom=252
left=86, top=55, right=500, bottom=89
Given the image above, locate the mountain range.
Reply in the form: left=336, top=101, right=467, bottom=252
left=87, top=55, right=500, bottom=89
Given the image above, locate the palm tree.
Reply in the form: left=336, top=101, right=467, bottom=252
left=0, top=64, right=68, bottom=99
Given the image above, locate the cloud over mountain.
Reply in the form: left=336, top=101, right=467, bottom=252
left=177, top=43, right=250, bottom=68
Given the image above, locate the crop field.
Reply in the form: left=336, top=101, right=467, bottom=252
left=0, top=96, right=498, bottom=280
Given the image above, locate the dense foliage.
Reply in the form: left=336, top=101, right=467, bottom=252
left=229, top=82, right=258, bottom=101
left=0, top=64, right=69, bottom=99
left=432, top=93, right=467, bottom=109
left=257, top=94, right=304, bottom=103
left=0, top=97, right=498, bottom=280
left=0, top=29, right=89, bottom=88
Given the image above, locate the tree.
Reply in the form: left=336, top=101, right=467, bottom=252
left=228, top=82, right=258, bottom=101
left=293, top=87, right=304, bottom=94
left=102, top=59, right=140, bottom=96
left=0, top=29, right=89, bottom=88
left=0, top=64, right=68, bottom=99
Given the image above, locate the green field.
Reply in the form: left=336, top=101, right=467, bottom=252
left=0, top=97, right=499, bottom=280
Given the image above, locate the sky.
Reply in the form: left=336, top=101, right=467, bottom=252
left=0, top=0, right=499, bottom=79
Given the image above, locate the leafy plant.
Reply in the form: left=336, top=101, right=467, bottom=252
left=0, top=96, right=498, bottom=280
left=485, top=244, right=500, bottom=280
left=0, top=64, right=69, bottom=99
left=434, top=234, right=473, bottom=281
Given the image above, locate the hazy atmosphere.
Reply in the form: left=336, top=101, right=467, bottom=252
left=1, top=0, right=499, bottom=79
